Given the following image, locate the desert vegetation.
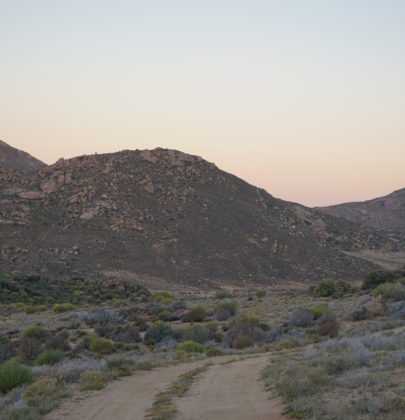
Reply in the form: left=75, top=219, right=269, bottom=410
left=0, top=269, right=404, bottom=418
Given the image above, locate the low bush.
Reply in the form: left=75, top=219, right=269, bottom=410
left=107, top=358, right=133, bottom=376
left=205, top=345, right=223, bottom=357
left=36, top=349, right=65, bottom=365
left=256, top=290, right=266, bottom=298
left=225, top=317, right=264, bottom=347
left=309, top=305, right=328, bottom=320
left=289, top=308, right=313, bottom=327
left=24, top=378, right=69, bottom=414
left=182, top=305, right=208, bottom=322
left=45, top=334, right=70, bottom=352
left=21, top=325, right=49, bottom=341
left=215, top=301, right=237, bottom=316
left=312, top=278, right=352, bottom=298
left=0, top=359, right=33, bottom=393
left=351, top=306, right=372, bottom=321
left=183, top=325, right=212, bottom=344
left=0, top=406, right=41, bottom=420
left=316, top=320, right=339, bottom=338
left=79, top=370, right=108, bottom=390
left=233, top=335, right=253, bottom=349
left=89, top=337, right=114, bottom=354
left=52, top=303, right=75, bottom=313
left=276, top=365, right=329, bottom=401
left=144, top=322, right=175, bottom=344
left=214, top=290, right=232, bottom=299
left=0, top=343, right=17, bottom=363
left=16, top=338, right=43, bottom=360
left=150, top=291, right=173, bottom=304
left=362, top=270, right=396, bottom=290
left=212, top=301, right=237, bottom=321
left=177, top=340, right=204, bottom=353
left=24, top=306, right=36, bottom=314
left=373, top=282, right=405, bottom=301
left=113, top=326, right=141, bottom=343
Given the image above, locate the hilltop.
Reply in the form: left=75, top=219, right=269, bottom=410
left=0, top=148, right=398, bottom=287
left=318, top=188, right=405, bottom=240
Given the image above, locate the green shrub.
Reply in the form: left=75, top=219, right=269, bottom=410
left=362, top=270, right=396, bottom=290
left=144, top=322, right=175, bottom=344
left=52, top=303, right=75, bottom=313
left=312, top=278, right=352, bottom=297
left=24, top=378, right=68, bottom=414
left=183, top=325, right=212, bottom=344
left=108, top=358, right=134, bottom=376
left=215, top=301, right=237, bottom=316
left=89, top=337, right=114, bottom=354
left=309, top=305, right=328, bottom=319
left=234, top=316, right=260, bottom=325
left=0, top=359, right=32, bottom=393
left=395, top=277, right=405, bottom=286
left=151, top=291, right=174, bottom=304
left=372, top=282, right=405, bottom=301
left=277, top=365, right=329, bottom=401
left=38, top=305, right=48, bottom=312
left=351, top=306, right=371, bottom=321
left=183, top=305, right=208, bottom=322
left=24, top=306, right=36, bottom=314
left=79, top=371, right=108, bottom=390
left=214, top=290, right=232, bottom=299
left=233, top=335, right=253, bottom=349
left=177, top=340, right=204, bottom=353
left=0, top=406, right=40, bottom=420
left=256, top=290, right=266, bottom=298
left=22, top=325, right=48, bottom=341
left=205, top=345, right=223, bottom=357
left=36, top=349, right=65, bottom=365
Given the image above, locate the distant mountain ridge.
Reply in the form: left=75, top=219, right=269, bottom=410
left=0, top=147, right=398, bottom=287
left=317, top=188, right=405, bottom=240
left=0, top=140, right=47, bottom=171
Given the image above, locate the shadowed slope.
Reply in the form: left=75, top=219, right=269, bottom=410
left=0, top=148, right=397, bottom=286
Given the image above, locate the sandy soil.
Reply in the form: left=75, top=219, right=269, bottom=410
left=46, top=354, right=286, bottom=420
left=45, top=359, right=206, bottom=420
left=176, top=355, right=286, bottom=420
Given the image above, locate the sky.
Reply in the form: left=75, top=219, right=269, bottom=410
left=0, top=0, right=404, bottom=207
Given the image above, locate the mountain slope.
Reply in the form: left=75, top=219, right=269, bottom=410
left=0, top=148, right=397, bottom=287
left=0, top=140, right=47, bottom=171
left=317, top=188, right=405, bottom=240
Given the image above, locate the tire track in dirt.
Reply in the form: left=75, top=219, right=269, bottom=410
left=46, top=354, right=286, bottom=420
left=45, top=360, right=207, bottom=420
left=175, top=355, right=286, bottom=420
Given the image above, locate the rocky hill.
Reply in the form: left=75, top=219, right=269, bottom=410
left=0, top=140, right=47, bottom=171
left=0, top=148, right=398, bottom=287
left=317, top=188, right=405, bottom=241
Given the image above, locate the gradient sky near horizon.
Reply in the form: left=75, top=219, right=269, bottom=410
left=1, top=1, right=404, bottom=207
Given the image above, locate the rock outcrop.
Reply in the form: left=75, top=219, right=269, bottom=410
left=0, top=148, right=399, bottom=286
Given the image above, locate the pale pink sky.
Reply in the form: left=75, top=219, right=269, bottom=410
left=1, top=1, right=404, bottom=207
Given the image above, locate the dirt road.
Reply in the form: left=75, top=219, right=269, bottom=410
left=46, top=354, right=286, bottom=420
left=176, top=355, right=286, bottom=420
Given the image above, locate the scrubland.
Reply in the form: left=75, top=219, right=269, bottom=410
left=0, top=270, right=404, bottom=419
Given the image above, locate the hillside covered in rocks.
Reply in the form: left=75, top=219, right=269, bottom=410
left=0, top=148, right=399, bottom=287
left=318, top=188, right=405, bottom=242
